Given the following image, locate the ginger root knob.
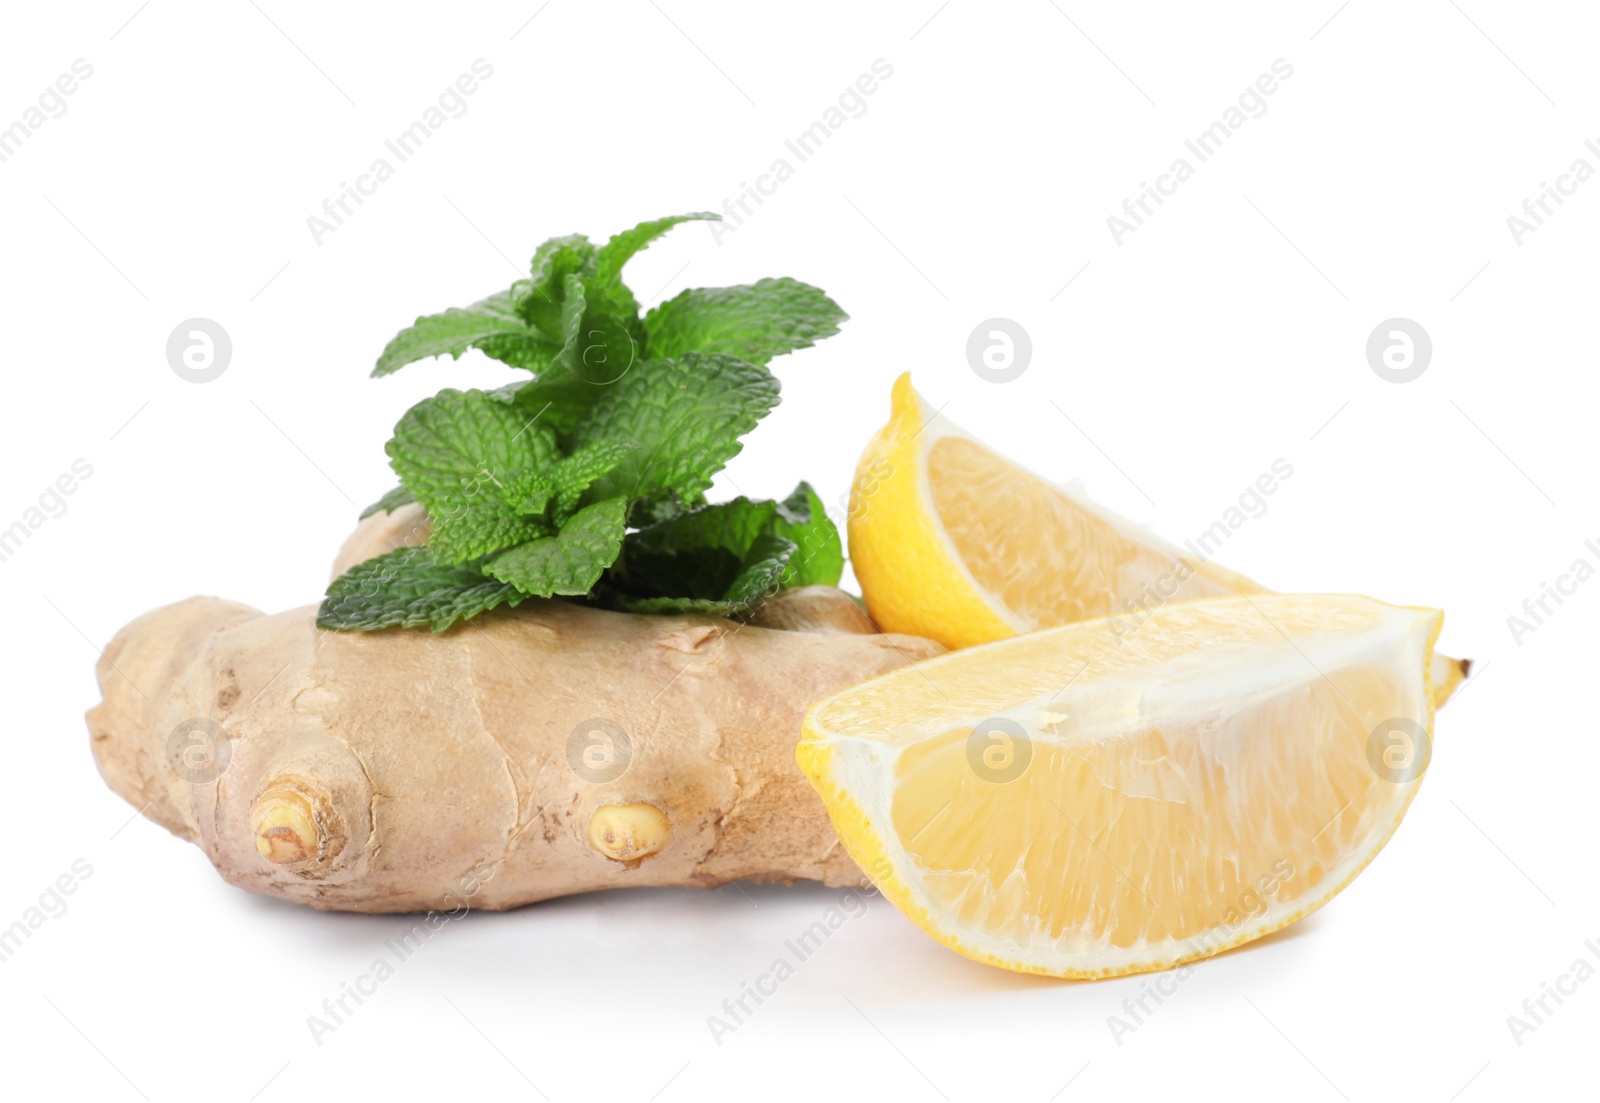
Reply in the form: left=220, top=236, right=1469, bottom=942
left=589, top=803, right=671, bottom=863
left=252, top=786, right=336, bottom=868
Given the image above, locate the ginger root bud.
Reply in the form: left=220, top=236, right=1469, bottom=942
left=589, top=802, right=671, bottom=863
left=252, top=783, right=341, bottom=868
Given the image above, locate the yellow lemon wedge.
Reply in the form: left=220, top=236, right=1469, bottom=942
left=848, top=373, right=1468, bottom=706
left=797, top=593, right=1441, bottom=979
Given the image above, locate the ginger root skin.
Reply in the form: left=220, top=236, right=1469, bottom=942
left=87, top=593, right=942, bottom=913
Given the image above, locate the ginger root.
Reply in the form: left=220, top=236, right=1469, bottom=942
left=87, top=576, right=940, bottom=913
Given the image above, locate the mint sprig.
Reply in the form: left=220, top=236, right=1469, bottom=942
left=320, top=212, right=847, bottom=632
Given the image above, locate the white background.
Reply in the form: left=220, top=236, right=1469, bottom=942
left=0, top=1, right=1592, bottom=1099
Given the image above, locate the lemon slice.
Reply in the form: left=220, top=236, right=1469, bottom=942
left=797, top=593, right=1441, bottom=978
left=848, top=374, right=1468, bottom=707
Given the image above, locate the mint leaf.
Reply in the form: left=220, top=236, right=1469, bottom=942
left=626, top=496, right=777, bottom=559
left=614, top=550, right=742, bottom=604
left=503, top=473, right=557, bottom=516
left=359, top=484, right=416, bottom=520
left=772, top=481, right=844, bottom=587
left=627, top=492, right=701, bottom=528
left=374, top=290, right=557, bottom=377
left=386, top=389, right=562, bottom=563
left=318, top=547, right=526, bottom=632
left=431, top=507, right=553, bottom=565
left=515, top=234, right=595, bottom=335
left=617, top=485, right=837, bottom=600
left=502, top=440, right=636, bottom=519
left=612, top=534, right=796, bottom=615
left=591, top=213, right=719, bottom=322
left=484, top=497, right=628, bottom=595
left=595, top=213, right=719, bottom=288
left=555, top=271, right=589, bottom=369
left=570, top=309, right=640, bottom=386
left=477, top=333, right=563, bottom=375
left=490, top=375, right=601, bottom=440
left=723, top=533, right=798, bottom=604
left=386, top=388, right=560, bottom=501
left=551, top=273, right=639, bottom=385
left=552, top=439, right=638, bottom=516
left=644, top=278, right=847, bottom=366
left=572, top=351, right=780, bottom=504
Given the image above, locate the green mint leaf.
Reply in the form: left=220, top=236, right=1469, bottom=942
left=643, top=278, right=847, bottom=366
left=359, top=484, right=417, bottom=520
left=571, top=351, right=780, bottom=504
left=608, top=593, right=748, bottom=616
left=482, top=380, right=528, bottom=403
left=483, top=496, right=629, bottom=596
left=571, top=309, right=640, bottom=385
left=723, top=533, right=798, bottom=604
left=616, top=551, right=743, bottom=604
left=771, top=481, right=844, bottom=587
left=590, top=212, right=720, bottom=323
left=594, top=212, right=719, bottom=288
left=431, top=507, right=554, bottom=565
left=552, top=439, right=638, bottom=516
left=556, top=270, right=588, bottom=366
left=503, top=474, right=557, bottom=516
left=626, top=492, right=701, bottom=528
left=618, top=487, right=835, bottom=599
left=489, top=376, right=601, bottom=441
left=386, top=388, right=561, bottom=500
left=386, top=388, right=562, bottom=563
left=546, top=272, right=641, bottom=385
left=610, top=534, right=796, bottom=616
left=318, top=547, right=526, bottom=632
left=626, top=496, right=778, bottom=559
left=529, top=234, right=595, bottom=286
left=476, top=333, right=564, bottom=375
left=614, top=497, right=788, bottom=607
left=373, top=290, right=557, bottom=377
left=515, top=234, right=595, bottom=334
left=498, top=440, right=635, bottom=520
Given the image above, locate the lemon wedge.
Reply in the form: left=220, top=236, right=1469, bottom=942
left=798, top=593, right=1440, bottom=978
left=848, top=373, right=1468, bottom=706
